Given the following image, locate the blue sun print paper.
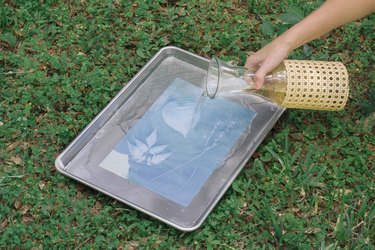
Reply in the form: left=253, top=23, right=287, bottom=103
left=99, top=78, right=257, bottom=206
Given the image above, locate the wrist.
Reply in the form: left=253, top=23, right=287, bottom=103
left=276, top=32, right=301, bottom=52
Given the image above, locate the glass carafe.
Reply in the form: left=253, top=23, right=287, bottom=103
left=205, top=57, right=349, bottom=111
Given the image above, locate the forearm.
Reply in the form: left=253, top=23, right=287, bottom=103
left=278, top=0, right=375, bottom=51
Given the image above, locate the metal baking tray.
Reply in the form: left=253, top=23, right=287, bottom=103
left=55, top=46, right=284, bottom=231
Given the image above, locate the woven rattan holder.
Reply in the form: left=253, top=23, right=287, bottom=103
left=281, top=60, right=349, bottom=111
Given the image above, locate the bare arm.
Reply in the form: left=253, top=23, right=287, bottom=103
left=245, top=0, right=375, bottom=88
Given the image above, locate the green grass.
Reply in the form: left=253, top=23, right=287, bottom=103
left=1, top=0, right=374, bottom=248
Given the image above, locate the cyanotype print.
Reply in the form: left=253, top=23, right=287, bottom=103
left=100, top=78, right=257, bottom=206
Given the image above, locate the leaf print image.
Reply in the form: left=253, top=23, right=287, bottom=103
left=99, top=78, right=257, bottom=207
left=127, top=129, right=171, bottom=166
left=127, top=140, right=146, bottom=163
left=146, top=128, right=157, bottom=147
left=162, top=99, right=200, bottom=138
left=147, top=152, right=171, bottom=165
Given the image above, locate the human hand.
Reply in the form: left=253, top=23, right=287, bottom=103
left=245, top=38, right=292, bottom=89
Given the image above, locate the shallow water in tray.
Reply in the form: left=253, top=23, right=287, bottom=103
left=65, top=56, right=283, bottom=204
left=98, top=78, right=257, bottom=206
left=60, top=54, right=284, bottom=230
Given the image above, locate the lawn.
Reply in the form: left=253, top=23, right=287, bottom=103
left=1, top=0, right=374, bottom=248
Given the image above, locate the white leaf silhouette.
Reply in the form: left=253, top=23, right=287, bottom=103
left=162, top=100, right=199, bottom=138
left=146, top=129, right=157, bottom=147
left=134, top=138, right=148, bottom=152
left=147, top=152, right=172, bottom=165
left=127, top=141, right=146, bottom=163
left=127, top=130, right=171, bottom=166
left=149, top=145, right=168, bottom=155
